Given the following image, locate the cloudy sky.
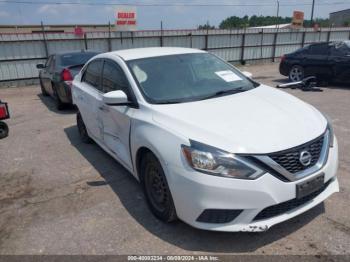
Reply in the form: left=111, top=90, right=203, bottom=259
left=0, top=0, right=349, bottom=29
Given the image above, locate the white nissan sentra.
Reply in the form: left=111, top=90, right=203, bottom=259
left=72, top=47, right=339, bottom=232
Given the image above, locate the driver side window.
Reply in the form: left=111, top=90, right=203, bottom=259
left=102, top=60, right=129, bottom=94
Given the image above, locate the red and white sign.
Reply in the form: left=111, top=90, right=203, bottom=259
left=115, top=7, right=137, bottom=31
left=292, top=11, right=304, bottom=29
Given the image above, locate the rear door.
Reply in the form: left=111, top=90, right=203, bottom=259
left=303, top=43, right=331, bottom=77
left=76, top=59, right=104, bottom=142
left=99, top=59, right=134, bottom=169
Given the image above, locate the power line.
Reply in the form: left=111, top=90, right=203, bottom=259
left=0, top=0, right=348, bottom=7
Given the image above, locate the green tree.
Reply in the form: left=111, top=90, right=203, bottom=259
left=197, top=24, right=215, bottom=30
left=343, top=20, right=350, bottom=27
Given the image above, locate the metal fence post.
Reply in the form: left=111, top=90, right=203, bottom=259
left=302, top=30, right=306, bottom=47
left=205, top=28, right=209, bottom=50
left=240, top=28, right=246, bottom=65
left=40, top=21, right=49, bottom=58
left=84, top=33, right=88, bottom=50
left=327, top=26, right=332, bottom=43
left=160, top=21, right=163, bottom=47
left=108, top=21, right=112, bottom=51
left=260, top=29, right=264, bottom=60
left=271, top=31, right=278, bottom=62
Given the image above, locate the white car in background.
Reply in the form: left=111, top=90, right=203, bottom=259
left=72, top=47, right=339, bottom=232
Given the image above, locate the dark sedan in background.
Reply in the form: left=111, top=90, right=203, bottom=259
left=280, top=41, right=350, bottom=83
left=37, top=50, right=99, bottom=110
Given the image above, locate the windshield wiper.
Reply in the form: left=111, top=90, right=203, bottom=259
left=155, top=100, right=183, bottom=105
left=154, top=87, right=247, bottom=104
left=199, top=87, right=246, bottom=100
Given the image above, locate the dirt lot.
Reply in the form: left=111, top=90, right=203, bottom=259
left=0, top=63, right=349, bottom=255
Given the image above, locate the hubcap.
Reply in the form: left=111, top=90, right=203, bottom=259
left=290, top=67, right=303, bottom=81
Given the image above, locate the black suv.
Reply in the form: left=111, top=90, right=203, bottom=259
left=279, top=41, right=350, bottom=83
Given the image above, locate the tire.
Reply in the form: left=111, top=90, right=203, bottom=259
left=289, top=65, right=304, bottom=82
left=140, top=152, right=177, bottom=222
left=53, top=83, right=65, bottom=110
left=77, top=112, right=92, bottom=144
left=39, top=78, right=49, bottom=96
left=0, top=121, right=9, bottom=139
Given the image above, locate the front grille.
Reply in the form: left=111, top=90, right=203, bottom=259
left=268, top=135, right=324, bottom=174
left=253, top=179, right=332, bottom=221
left=196, top=209, right=243, bottom=224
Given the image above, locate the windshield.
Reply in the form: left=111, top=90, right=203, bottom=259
left=60, top=52, right=98, bottom=67
left=127, top=53, right=257, bottom=104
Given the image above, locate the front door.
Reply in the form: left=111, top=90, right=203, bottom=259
left=78, top=59, right=104, bottom=141
left=329, top=43, right=350, bottom=82
left=99, top=59, right=133, bottom=169
left=304, top=43, right=331, bottom=78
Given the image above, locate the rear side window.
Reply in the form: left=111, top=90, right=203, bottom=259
left=330, top=42, right=350, bottom=56
left=83, top=60, right=103, bottom=91
left=309, top=44, right=329, bottom=55
left=102, top=61, right=129, bottom=94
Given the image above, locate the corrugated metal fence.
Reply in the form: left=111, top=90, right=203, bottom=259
left=1, top=27, right=350, bottom=87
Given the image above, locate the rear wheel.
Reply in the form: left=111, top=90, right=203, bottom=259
left=289, top=65, right=304, bottom=82
left=0, top=121, right=9, bottom=139
left=53, top=83, right=65, bottom=110
left=141, top=152, right=177, bottom=222
left=40, top=78, right=49, bottom=96
left=77, top=112, right=92, bottom=143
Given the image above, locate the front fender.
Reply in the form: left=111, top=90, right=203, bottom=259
left=130, top=119, right=188, bottom=181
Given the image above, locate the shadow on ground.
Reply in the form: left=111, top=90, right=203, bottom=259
left=64, top=124, right=325, bottom=253
left=38, top=94, right=76, bottom=114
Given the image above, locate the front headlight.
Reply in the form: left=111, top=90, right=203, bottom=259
left=181, top=140, right=265, bottom=179
left=322, top=113, right=334, bottom=147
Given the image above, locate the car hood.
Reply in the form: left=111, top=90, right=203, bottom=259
left=151, top=85, right=327, bottom=154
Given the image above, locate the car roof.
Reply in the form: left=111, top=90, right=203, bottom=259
left=106, top=47, right=206, bottom=61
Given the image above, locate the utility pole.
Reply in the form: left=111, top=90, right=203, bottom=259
left=311, top=0, right=315, bottom=26
left=276, top=0, right=280, bottom=29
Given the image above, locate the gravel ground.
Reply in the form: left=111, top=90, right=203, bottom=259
left=0, top=62, right=349, bottom=255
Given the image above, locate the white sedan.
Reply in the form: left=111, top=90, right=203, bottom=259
left=72, top=47, right=339, bottom=232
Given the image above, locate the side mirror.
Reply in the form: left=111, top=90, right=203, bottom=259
left=36, top=64, right=45, bottom=69
left=102, top=90, right=129, bottom=105
left=242, top=71, right=253, bottom=78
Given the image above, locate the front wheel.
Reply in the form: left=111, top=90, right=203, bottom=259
left=289, top=65, right=304, bottom=82
left=141, top=152, right=177, bottom=222
left=0, top=121, right=9, bottom=139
